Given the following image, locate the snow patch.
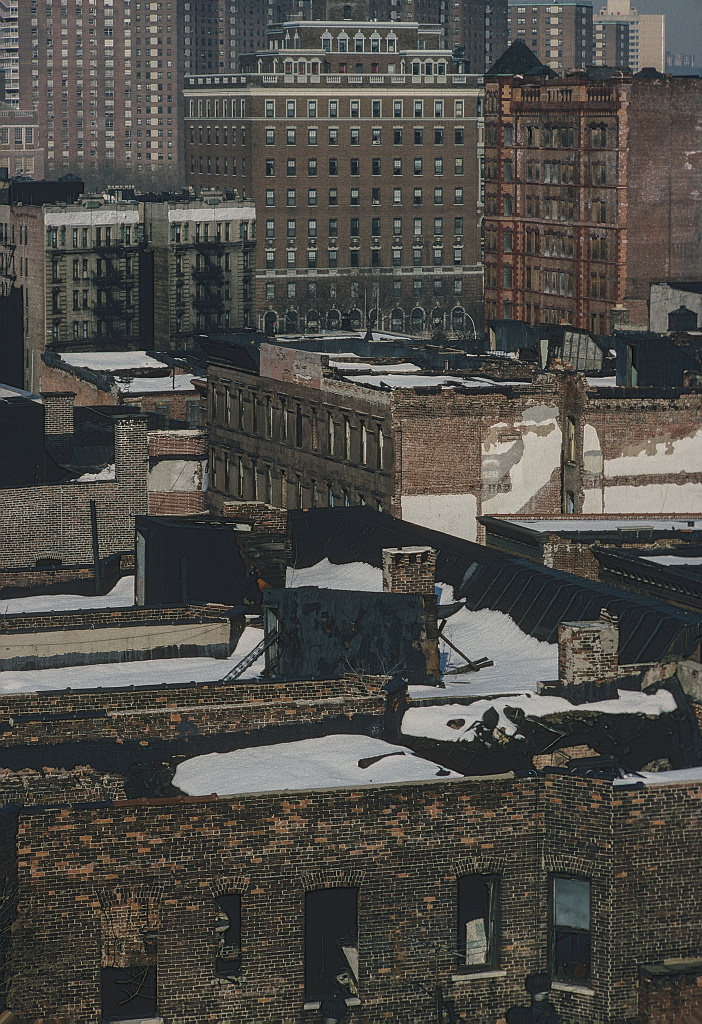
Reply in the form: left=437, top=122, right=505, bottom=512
left=402, top=689, right=678, bottom=744
left=614, top=767, right=702, bottom=787
left=172, top=734, right=458, bottom=796
left=401, top=493, right=478, bottom=541
left=286, top=559, right=382, bottom=591
left=74, top=464, right=116, bottom=482
left=60, top=351, right=167, bottom=371
left=0, top=575, right=135, bottom=615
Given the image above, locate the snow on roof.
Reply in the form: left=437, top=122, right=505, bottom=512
left=117, top=373, right=197, bottom=394
left=411, top=587, right=558, bottom=698
left=0, top=621, right=266, bottom=695
left=0, top=575, right=135, bottom=615
left=402, top=688, right=678, bottom=745
left=286, top=558, right=382, bottom=591
left=330, top=361, right=423, bottom=375
left=642, top=555, right=702, bottom=566
left=586, top=376, right=619, bottom=388
left=74, top=464, right=116, bottom=482
left=59, top=351, right=168, bottom=372
left=172, top=734, right=458, bottom=797
left=341, top=373, right=523, bottom=390
left=505, top=517, right=701, bottom=533
left=614, top=767, right=702, bottom=787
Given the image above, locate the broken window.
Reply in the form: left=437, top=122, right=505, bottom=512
left=305, top=887, right=358, bottom=1002
left=101, top=965, right=157, bottom=1021
left=214, top=893, right=242, bottom=981
left=457, top=874, right=499, bottom=971
left=551, top=876, right=591, bottom=983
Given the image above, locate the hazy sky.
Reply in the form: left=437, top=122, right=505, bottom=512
left=633, top=0, right=702, bottom=60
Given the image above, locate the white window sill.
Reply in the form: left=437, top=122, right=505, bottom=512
left=552, top=981, right=595, bottom=997
left=304, top=998, right=361, bottom=1010
left=451, top=970, right=507, bottom=982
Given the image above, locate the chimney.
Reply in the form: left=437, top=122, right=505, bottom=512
left=382, top=547, right=440, bottom=683
left=382, top=546, right=437, bottom=595
left=42, top=392, right=75, bottom=463
left=557, top=607, right=619, bottom=703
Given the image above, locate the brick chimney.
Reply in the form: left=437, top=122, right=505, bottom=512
left=42, top=392, right=75, bottom=463
left=382, top=547, right=440, bottom=683
left=557, top=608, right=619, bottom=703
left=382, top=546, right=437, bottom=595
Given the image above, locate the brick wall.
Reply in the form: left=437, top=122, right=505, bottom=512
left=6, top=773, right=701, bottom=1024
left=221, top=501, right=288, bottom=536
left=0, top=672, right=389, bottom=749
left=0, top=766, right=125, bottom=808
left=0, top=414, right=148, bottom=569
left=638, top=963, right=702, bottom=1023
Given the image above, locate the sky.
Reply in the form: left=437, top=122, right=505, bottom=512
left=633, top=0, right=702, bottom=60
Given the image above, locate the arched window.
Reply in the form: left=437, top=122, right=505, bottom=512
left=327, top=308, right=341, bottom=329
left=410, top=307, right=425, bottom=333
left=390, top=308, right=404, bottom=331
left=452, top=306, right=465, bottom=333
left=264, top=310, right=277, bottom=335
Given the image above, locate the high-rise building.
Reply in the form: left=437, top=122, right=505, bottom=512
left=594, top=0, right=665, bottom=72
left=483, top=41, right=702, bottom=332
left=183, top=0, right=278, bottom=74
left=593, top=18, right=630, bottom=68
left=16, top=0, right=185, bottom=187
left=0, top=0, right=19, bottom=107
left=507, top=0, right=593, bottom=72
left=185, top=15, right=483, bottom=336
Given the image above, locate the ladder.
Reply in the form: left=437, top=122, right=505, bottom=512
left=221, top=630, right=278, bottom=682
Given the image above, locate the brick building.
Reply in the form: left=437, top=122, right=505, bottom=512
left=483, top=46, right=702, bottom=331
left=0, top=409, right=148, bottom=570
left=0, top=506, right=700, bottom=1023
left=16, top=0, right=185, bottom=186
left=592, top=17, right=630, bottom=68
left=0, top=185, right=255, bottom=392
left=507, top=0, right=593, bottom=73
left=184, top=15, right=483, bottom=336
left=0, top=103, right=43, bottom=178
left=205, top=335, right=702, bottom=540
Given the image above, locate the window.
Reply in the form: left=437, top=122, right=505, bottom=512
left=102, top=968, right=157, bottom=1021
left=329, top=100, right=338, bottom=118
left=566, top=416, right=576, bottom=463
left=350, top=100, right=360, bottom=118
left=286, top=100, right=296, bottom=118
left=350, top=189, right=360, bottom=206
left=350, top=158, right=360, bottom=176
left=287, top=189, right=296, bottom=207
left=265, top=158, right=275, bottom=176
left=372, top=158, right=381, bottom=176
left=393, top=100, right=403, bottom=117
left=329, top=158, right=338, bottom=176
left=457, top=875, right=500, bottom=971
left=308, top=189, right=318, bottom=207
left=350, top=218, right=360, bottom=238
left=287, top=219, right=296, bottom=238
left=551, top=877, right=591, bottom=983
left=414, top=158, right=423, bottom=175
left=371, top=217, right=380, bottom=237
left=287, top=128, right=297, bottom=146
left=308, top=127, right=318, bottom=146
left=372, top=100, right=381, bottom=117
left=329, top=127, right=338, bottom=146
left=434, top=157, right=443, bottom=175
left=266, top=100, right=275, bottom=117
left=327, top=412, right=335, bottom=455
left=455, top=187, right=463, bottom=205
left=287, top=158, right=296, bottom=176
left=215, top=893, right=242, bottom=980
left=414, top=188, right=423, bottom=206
left=455, top=157, right=464, bottom=175
left=434, top=187, right=443, bottom=205
left=265, top=128, right=275, bottom=145
left=414, top=217, right=422, bottom=236
left=329, top=188, right=338, bottom=206
left=329, top=218, right=339, bottom=238
left=350, top=128, right=360, bottom=146
left=265, top=189, right=275, bottom=207
left=414, top=128, right=423, bottom=146
left=372, top=188, right=381, bottom=206
left=308, top=100, right=317, bottom=118
left=308, top=158, right=317, bottom=176
left=414, top=100, right=423, bottom=117
left=455, top=127, right=464, bottom=145
left=266, top=220, right=275, bottom=239
left=393, top=188, right=402, bottom=205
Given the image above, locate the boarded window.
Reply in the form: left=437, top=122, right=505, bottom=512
left=457, top=874, right=499, bottom=970
left=101, top=965, right=157, bottom=1021
left=215, top=893, right=242, bottom=981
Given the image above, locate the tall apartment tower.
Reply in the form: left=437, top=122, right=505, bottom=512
left=483, top=41, right=702, bottom=333
left=185, top=16, right=483, bottom=336
left=16, top=0, right=184, bottom=186
left=507, top=0, right=593, bottom=72
left=0, top=0, right=19, bottom=106
left=594, top=0, right=664, bottom=72
left=184, top=0, right=278, bottom=73
left=593, top=18, right=630, bottom=67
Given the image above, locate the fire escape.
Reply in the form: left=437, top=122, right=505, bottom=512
left=93, top=237, right=126, bottom=341
left=192, top=238, right=225, bottom=333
